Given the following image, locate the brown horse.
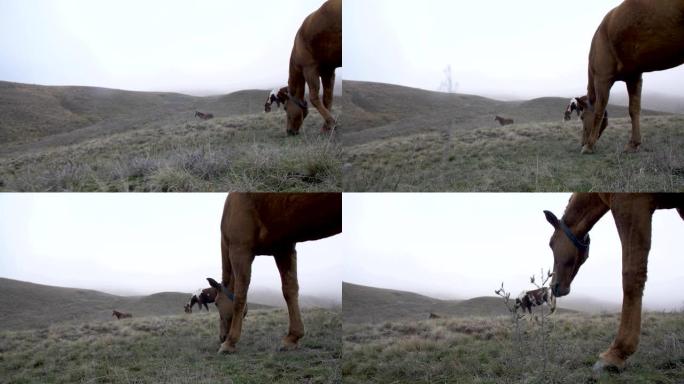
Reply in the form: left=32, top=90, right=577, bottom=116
left=112, top=310, right=132, bottom=319
left=494, top=116, right=514, bottom=126
left=209, top=192, right=341, bottom=353
left=579, top=0, right=684, bottom=154
left=195, top=111, right=214, bottom=120
left=544, top=193, right=683, bottom=372
left=285, top=0, right=341, bottom=135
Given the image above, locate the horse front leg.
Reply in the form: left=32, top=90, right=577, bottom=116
left=304, top=67, right=336, bottom=132
left=582, top=78, right=613, bottom=154
left=625, top=75, right=643, bottom=153
left=594, top=200, right=653, bottom=372
left=274, top=245, right=304, bottom=350
left=218, top=246, right=253, bottom=354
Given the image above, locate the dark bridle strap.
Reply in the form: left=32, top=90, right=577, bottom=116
left=218, top=284, right=235, bottom=301
left=559, top=220, right=590, bottom=252
left=287, top=90, right=308, bottom=110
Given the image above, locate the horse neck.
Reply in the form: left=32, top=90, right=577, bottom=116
left=288, top=55, right=306, bottom=100
left=562, top=193, right=609, bottom=236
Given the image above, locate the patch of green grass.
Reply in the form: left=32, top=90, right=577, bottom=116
left=0, top=308, right=341, bottom=384
left=342, top=312, right=684, bottom=384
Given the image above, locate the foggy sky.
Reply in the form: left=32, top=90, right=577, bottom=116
left=344, top=0, right=684, bottom=100
left=342, top=193, right=684, bottom=311
left=0, top=193, right=343, bottom=301
left=0, top=0, right=328, bottom=95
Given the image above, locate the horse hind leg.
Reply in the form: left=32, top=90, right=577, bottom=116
left=274, top=245, right=304, bottom=350
left=624, top=76, right=643, bottom=153
left=304, top=67, right=336, bottom=132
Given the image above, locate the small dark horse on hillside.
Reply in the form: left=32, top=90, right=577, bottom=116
left=544, top=193, right=683, bottom=372
left=195, top=111, right=214, bottom=120
left=577, top=0, right=684, bottom=154
left=494, top=116, right=514, bottom=126
left=284, top=0, right=341, bottom=135
left=112, top=310, right=132, bottom=319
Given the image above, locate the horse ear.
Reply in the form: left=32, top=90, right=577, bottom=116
left=206, top=277, right=221, bottom=289
left=543, top=210, right=560, bottom=228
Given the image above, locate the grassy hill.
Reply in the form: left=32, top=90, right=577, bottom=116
left=342, top=282, right=573, bottom=324
left=0, top=81, right=341, bottom=192
left=0, top=308, right=341, bottom=384
left=341, top=80, right=684, bottom=192
left=0, top=278, right=275, bottom=331
left=342, top=311, right=684, bottom=383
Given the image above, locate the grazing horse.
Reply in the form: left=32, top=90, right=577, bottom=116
left=195, top=111, right=214, bottom=120
left=544, top=193, right=684, bottom=372
left=514, top=287, right=556, bottom=314
left=564, top=96, right=608, bottom=129
left=578, top=0, right=684, bottom=154
left=264, top=87, right=289, bottom=113
left=184, top=287, right=218, bottom=313
left=285, top=0, right=341, bottom=135
left=494, top=116, right=514, bottom=126
left=112, top=310, right=132, bottom=319
left=209, top=192, right=341, bottom=353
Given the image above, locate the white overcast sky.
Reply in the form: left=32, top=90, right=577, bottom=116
left=342, top=193, right=684, bottom=311
left=344, top=0, right=684, bottom=99
left=0, top=193, right=343, bottom=301
left=0, top=0, right=330, bottom=95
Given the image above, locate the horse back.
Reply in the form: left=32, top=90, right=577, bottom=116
left=222, top=193, right=341, bottom=254
left=594, top=0, right=684, bottom=76
left=294, top=0, right=342, bottom=68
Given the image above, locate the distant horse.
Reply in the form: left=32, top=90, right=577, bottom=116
left=209, top=192, right=341, bottom=354
left=428, top=312, right=441, bottom=319
left=112, top=310, right=132, bottom=319
left=494, top=116, right=514, bottom=126
left=184, top=287, right=218, bottom=313
left=514, top=287, right=555, bottom=314
left=195, top=111, right=214, bottom=120
left=544, top=193, right=683, bottom=372
left=285, top=0, right=341, bottom=135
left=577, top=0, right=684, bottom=154
left=264, top=87, right=288, bottom=113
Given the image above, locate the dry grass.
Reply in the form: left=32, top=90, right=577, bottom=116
left=343, top=116, right=684, bottom=192
left=0, top=308, right=341, bottom=384
left=341, top=80, right=683, bottom=192
left=342, top=311, right=684, bottom=384
left=0, top=110, right=341, bottom=192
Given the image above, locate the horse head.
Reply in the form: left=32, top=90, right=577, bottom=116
left=207, top=277, right=238, bottom=343
left=575, top=96, right=608, bottom=149
left=544, top=210, right=590, bottom=297
left=285, top=93, right=309, bottom=135
left=184, top=303, right=192, bottom=313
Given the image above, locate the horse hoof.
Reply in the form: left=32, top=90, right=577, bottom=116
left=592, top=358, right=624, bottom=374
left=581, top=145, right=594, bottom=155
left=623, top=143, right=640, bottom=153
left=279, top=343, right=299, bottom=352
left=218, top=343, right=237, bottom=354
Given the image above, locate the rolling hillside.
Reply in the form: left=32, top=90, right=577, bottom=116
left=0, top=81, right=341, bottom=192
left=0, top=278, right=277, bottom=331
left=342, top=80, right=684, bottom=192
left=342, top=282, right=573, bottom=324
